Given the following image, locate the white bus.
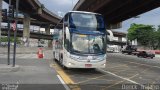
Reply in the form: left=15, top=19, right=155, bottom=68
left=53, top=11, right=107, bottom=68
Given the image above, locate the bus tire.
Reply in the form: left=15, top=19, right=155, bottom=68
left=59, top=55, right=63, bottom=66
left=59, top=55, right=68, bottom=70
left=53, top=51, right=55, bottom=60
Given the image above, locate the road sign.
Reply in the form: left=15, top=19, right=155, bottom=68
left=12, top=21, right=16, bottom=31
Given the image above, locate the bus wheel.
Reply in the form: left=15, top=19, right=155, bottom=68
left=53, top=52, right=56, bottom=61
left=59, top=56, right=63, bottom=66
left=60, top=56, right=68, bottom=70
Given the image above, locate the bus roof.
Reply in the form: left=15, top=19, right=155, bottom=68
left=68, top=11, right=102, bottom=15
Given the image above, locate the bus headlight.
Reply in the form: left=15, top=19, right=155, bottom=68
left=68, top=62, right=75, bottom=66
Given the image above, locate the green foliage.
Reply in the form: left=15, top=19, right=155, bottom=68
left=127, top=23, right=160, bottom=49
left=0, top=37, right=20, bottom=44
left=156, top=25, right=160, bottom=49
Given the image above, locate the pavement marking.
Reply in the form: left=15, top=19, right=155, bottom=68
left=101, top=68, right=155, bottom=89
left=107, top=64, right=128, bottom=69
left=57, top=75, right=70, bottom=90
left=113, top=68, right=130, bottom=74
left=50, top=64, right=80, bottom=90
left=76, top=74, right=107, bottom=84
left=99, top=69, right=142, bottom=85
left=124, top=61, right=160, bottom=69
left=101, top=73, right=139, bottom=90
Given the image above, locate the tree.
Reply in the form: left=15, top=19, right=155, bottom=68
left=156, top=25, right=160, bottom=49
left=127, top=23, right=157, bottom=49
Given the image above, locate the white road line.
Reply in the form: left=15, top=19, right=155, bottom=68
left=99, top=69, right=144, bottom=87
left=125, top=61, right=160, bottom=69
left=57, top=75, right=70, bottom=90
left=18, top=54, right=37, bottom=59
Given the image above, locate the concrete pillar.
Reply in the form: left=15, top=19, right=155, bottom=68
left=23, top=15, right=30, bottom=47
left=118, top=37, right=122, bottom=42
left=45, top=25, right=50, bottom=35
left=45, top=25, right=52, bottom=47
left=0, top=0, right=2, bottom=44
left=118, top=37, right=122, bottom=52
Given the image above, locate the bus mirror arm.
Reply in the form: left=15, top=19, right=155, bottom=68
left=64, top=22, right=68, bottom=26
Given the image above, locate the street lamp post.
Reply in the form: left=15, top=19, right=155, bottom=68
left=7, top=0, right=12, bottom=65
left=13, top=0, right=19, bottom=67
left=0, top=0, right=2, bottom=46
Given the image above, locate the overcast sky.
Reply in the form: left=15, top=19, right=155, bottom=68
left=2, top=0, right=160, bottom=32
left=39, top=0, right=78, bottom=17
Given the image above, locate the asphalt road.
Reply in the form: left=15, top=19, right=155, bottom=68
left=1, top=51, right=160, bottom=90
left=53, top=53, right=160, bottom=90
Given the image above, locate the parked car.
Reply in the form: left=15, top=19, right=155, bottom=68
left=122, top=45, right=137, bottom=55
left=137, top=51, right=155, bottom=59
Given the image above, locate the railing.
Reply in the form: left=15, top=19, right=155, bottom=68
left=1, top=27, right=54, bottom=35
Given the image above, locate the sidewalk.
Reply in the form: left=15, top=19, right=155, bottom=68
left=155, top=54, right=160, bottom=58
left=0, top=49, right=65, bottom=90
left=0, top=47, right=50, bottom=54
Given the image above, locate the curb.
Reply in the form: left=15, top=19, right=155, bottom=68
left=0, top=64, right=20, bottom=73
left=0, top=52, right=37, bottom=54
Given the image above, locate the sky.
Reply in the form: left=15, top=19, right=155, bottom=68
left=2, top=0, right=160, bottom=32
left=39, top=0, right=78, bottom=17
left=119, top=7, right=160, bottom=32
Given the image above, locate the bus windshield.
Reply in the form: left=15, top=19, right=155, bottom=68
left=70, top=13, right=105, bottom=29
left=71, top=33, right=105, bottom=54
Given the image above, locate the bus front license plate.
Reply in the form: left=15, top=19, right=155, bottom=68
left=85, top=64, right=92, bottom=68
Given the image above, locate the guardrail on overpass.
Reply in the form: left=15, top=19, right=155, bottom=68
left=1, top=28, right=53, bottom=40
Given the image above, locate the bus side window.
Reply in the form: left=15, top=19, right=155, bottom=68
left=64, top=32, right=68, bottom=50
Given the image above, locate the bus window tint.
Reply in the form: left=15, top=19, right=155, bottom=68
left=70, top=13, right=105, bottom=29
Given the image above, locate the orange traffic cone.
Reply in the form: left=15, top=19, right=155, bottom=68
left=37, top=48, right=44, bottom=59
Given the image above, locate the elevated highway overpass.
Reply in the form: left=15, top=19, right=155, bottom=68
left=73, top=0, right=160, bottom=28
left=2, top=17, right=55, bottom=28
left=1, top=27, right=52, bottom=40
left=2, top=0, right=61, bottom=46
left=3, top=0, right=61, bottom=25
left=1, top=0, right=127, bottom=46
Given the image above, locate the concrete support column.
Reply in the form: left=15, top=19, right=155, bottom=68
left=0, top=0, right=2, bottom=44
left=45, top=25, right=50, bottom=35
left=118, top=37, right=122, bottom=42
left=118, top=37, right=123, bottom=52
left=23, top=15, right=30, bottom=47
left=45, top=25, right=52, bottom=47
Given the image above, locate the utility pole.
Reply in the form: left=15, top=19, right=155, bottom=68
left=0, top=0, right=2, bottom=46
left=7, top=0, right=11, bottom=65
left=13, top=0, right=19, bottom=67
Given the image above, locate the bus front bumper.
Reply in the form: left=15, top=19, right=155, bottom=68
left=64, top=59, right=106, bottom=68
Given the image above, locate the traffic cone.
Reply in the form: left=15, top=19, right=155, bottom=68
left=37, top=48, right=43, bottom=59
